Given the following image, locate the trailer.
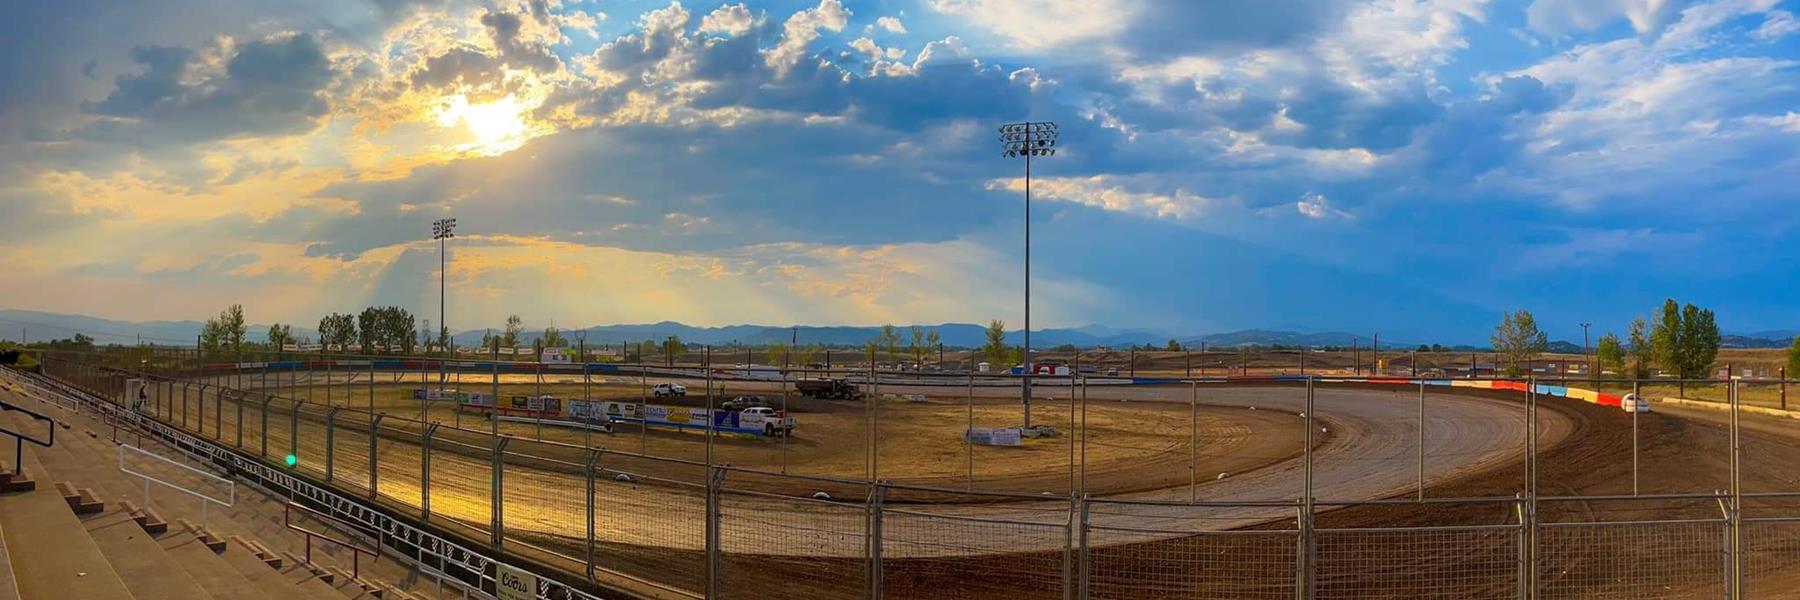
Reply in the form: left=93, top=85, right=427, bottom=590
left=795, top=378, right=864, bottom=400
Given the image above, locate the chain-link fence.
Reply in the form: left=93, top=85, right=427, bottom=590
left=25, top=349, right=1800, bottom=600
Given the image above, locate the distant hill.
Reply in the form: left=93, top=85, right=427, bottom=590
left=0, top=308, right=316, bottom=346
left=1722, top=334, right=1796, bottom=349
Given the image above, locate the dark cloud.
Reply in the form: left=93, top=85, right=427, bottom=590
left=409, top=47, right=504, bottom=90
left=79, top=33, right=334, bottom=144
left=480, top=10, right=560, bottom=72
left=1422, top=75, right=1568, bottom=180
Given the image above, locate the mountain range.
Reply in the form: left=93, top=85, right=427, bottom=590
left=2, top=308, right=1793, bottom=351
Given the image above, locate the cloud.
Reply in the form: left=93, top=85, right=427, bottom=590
left=480, top=10, right=561, bottom=73
left=875, top=16, right=906, bottom=34
left=1526, top=0, right=1687, bottom=37
left=698, top=3, right=758, bottom=36
left=767, top=0, right=851, bottom=75
left=78, top=33, right=335, bottom=144
left=1293, top=193, right=1352, bottom=220
left=1752, top=9, right=1799, bottom=40
left=988, top=176, right=1231, bottom=221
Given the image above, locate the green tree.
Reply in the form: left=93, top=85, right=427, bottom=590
left=908, top=326, right=927, bottom=366
left=200, top=316, right=227, bottom=357
left=356, top=307, right=380, bottom=353
left=661, top=335, right=685, bottom=366
left=1627, top=317, right=1651, bottom=379
left=878, top=324, right=901, bottom=363
left=502, top=315, right=524, bottom=350
left=1491, top=309, right=1548, bottom=377
left=542, top=326, right=566, bottom=348
left=925, top=330, right=942, bottom=365
left=1595, top=332, right=1624, bottom=376
left=267, top=324, right=294, bottom=351
left=795, top=343, right=823, bottom=367
left=1166, top=339, right=1183, bottom=352
left=636, top=339, right=657, bottom=363
left=221, top=304, right=246, bottom=355
left=981, top=320, right=1012, bottom=367
left=1650, top=299, right=1721, bottom=394
left=318, top=313, right=356, bottom=351
left=1787, top=335, right=1800, bottom=380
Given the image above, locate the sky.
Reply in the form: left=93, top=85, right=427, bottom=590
left=1, top=0, right=1797, bottom=344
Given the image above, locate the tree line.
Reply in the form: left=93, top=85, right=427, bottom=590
left=1493, top=298, right=1723, bottom=382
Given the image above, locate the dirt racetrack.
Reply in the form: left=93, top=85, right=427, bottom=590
left=88, top=369, right=1800, bottom=598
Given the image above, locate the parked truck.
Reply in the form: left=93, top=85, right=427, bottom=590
left=795, top=378, right=864, bottom=400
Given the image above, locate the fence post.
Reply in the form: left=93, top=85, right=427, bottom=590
left=235, top=390, right=244, bottom=449
left=1298, top=376, right=1315, bottom=600
left=326, top=407, right=339, bottom=482
left=1526, top=378, right=1538, bottom=599
left=182, top=383, right=190, bottom=429
left=491, top=436, right=510, bottom=550
left=421, top=422, right=439, bottom=521
left=1063, top=494, right=1075, bottom=600
left=867, top=481, right=885, bottom=600
left=288, top=399, right=300, bottom=465
left=368, top=413, right=383, bottom=499
left=260, top=396, right=272, bottom=457
left=214, top=384, right=222, bottom=440
left=1729, top=379, right=1743, bottom=600
left=585, top=449, right=602, bottom=581
left=1516, top=495, right=1529, bottom=600
left=1077, top=495, right=1090, bottom=600
left=706, top=465, right=726, bottom=599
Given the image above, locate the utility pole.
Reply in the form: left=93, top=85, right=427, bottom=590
left=1580, top=322, right=1592, bottom=377
left=1373, top=333, right=1379, bottom=375
left=999, top=120, right=1059, bottom=429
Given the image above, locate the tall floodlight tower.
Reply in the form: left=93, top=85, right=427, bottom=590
left=432, top=218, right=457, bottom=393
left=998, top=121, right=1059, bottom=428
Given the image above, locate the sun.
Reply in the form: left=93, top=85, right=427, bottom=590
left=435, top=95, right=531, bottom=154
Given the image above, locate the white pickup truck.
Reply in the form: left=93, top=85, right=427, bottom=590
left=740, top=406, right=796, bottom=437
left=652, top=383, right=687, bottom=397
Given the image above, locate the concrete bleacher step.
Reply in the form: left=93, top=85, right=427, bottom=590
left=177, top=518, right=230, bottom=553
left=214, top=534, right=344, bottom=600
left=154, top=524, right=276, bottom=600
left=0, top=471, right=35, bottom=493
left=20, top=402, right=424, bottom=599
left=119, top=500, right=170, bottom=535
left=75, top=505, right=216, bottom=600
left=24, top=410, right=348, bottom=600
left=55, top=481, right=106, bottom=515
left=0, top=448, right=136, bottom=599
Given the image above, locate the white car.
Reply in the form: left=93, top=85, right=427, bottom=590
left=652, top=383, right=687, bottom=397
left=1620, top=393, right=1650, bottom=413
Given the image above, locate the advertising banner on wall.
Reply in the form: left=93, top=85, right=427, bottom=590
left=966, top=428, right=1022, bottom=446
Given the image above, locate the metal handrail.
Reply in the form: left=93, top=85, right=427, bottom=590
left=285, top=501, right=381, bottom=579
left=0, top=397, right=55, bottom=478
left=118, top=443, right=234, bottom=529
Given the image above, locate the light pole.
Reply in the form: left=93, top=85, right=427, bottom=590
left=1579, top=322, right=1591, bottom=377
left=999, top=120, right=1059, bottom=428
left=432, top=218, right=456, bottom=399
